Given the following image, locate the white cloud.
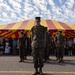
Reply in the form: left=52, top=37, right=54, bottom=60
left=23, top=1, right=34, bottom=13
left=10, top=12, right=17, bottom=18
left=13, top=0, right=22, bottom=3
left=48, top=0, right=55, bottom=6
left=2, top=12, right=8, bottom=18
left=0, top=3, right=11, bottom=11
left=8, top=0, right=21, bottom=8
left=65, top=0, right=74, bottom=9
left=59, top=0, right=63, bottom=4
left=0, top=0, right=3, bottom=3
left=61, top=1, right=75, bottom=18
left=0, top=0, right=75, bottom=25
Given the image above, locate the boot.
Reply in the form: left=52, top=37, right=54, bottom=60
left=33, top=68, right=39, bottom=75
left=39, top=67, right=43, bottom=75
left=60, top=58, right=64, bottom=62
left=24, top=56, right=27, bottom=60
left=19, top=58, right=22, bottom=62
left=19, top=58, right=24, bottom=62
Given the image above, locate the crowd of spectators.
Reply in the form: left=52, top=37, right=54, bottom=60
left=0, top=34, right=75, bottom=56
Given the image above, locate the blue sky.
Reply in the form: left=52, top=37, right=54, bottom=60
left=0, top=0, right=75, bottom=25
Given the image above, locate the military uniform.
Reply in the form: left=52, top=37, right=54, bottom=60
left=54, top=31, right=65, bottom=62
left=44, top=31, right=51, bottom=62
left=31, top=23, right=46, bottom=74
left=18, top=34, right=27, bottom=62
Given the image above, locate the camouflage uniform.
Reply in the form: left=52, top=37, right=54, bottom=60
left=44, top=31, right=51, bottom=62
left=31, top=25, right=46, bottom=68
left=54, top=31, right=65, bottom=62
left=18, top=36, right=27, bottom=62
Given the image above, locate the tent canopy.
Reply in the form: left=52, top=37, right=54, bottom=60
left=0, top=20, right=75, bottom=38
left=0, top=20, right=75, bottom=30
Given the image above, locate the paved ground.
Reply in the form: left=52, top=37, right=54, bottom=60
left=0, top=56, right=75, bottom=75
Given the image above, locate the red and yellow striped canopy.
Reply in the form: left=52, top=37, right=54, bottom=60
left=0, top=20, right=75, bottom=38
left=0, top=20, right=75, bottom=30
